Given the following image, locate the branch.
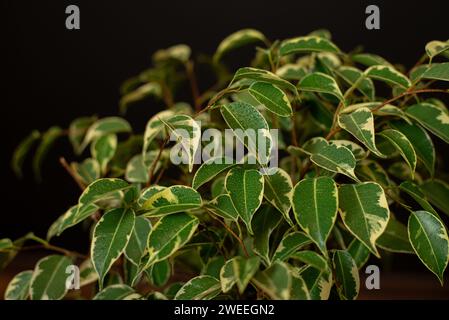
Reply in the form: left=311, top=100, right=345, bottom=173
left=59, top=157, right=85, bottom=191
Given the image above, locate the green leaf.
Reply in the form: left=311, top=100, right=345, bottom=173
left=221, top=102, right=272, bottom=164
left=141, top=185, right=202, bottom=217
left=339, top=182, right=390, bottom=257
left=272, top=232, right=312, bottom=262
left=390, top=120, right=435, bottom=176
left=192, top=156, right=235, bottom=190
left=330, top=140, right=366, bottom=161
left=377, top=217, right=413, bottom=254
left=125, top=154, right=148, bottom=183
left=5, top=270, right=33, bottom=300
left=82, top=117, right=132, bottom=151
left=148, top=260, right=171, bottom=287
left=225, top=167, right=264, bottom=234
left=91, top=134, right=117, bottom=174
left=0, top=238, right=13, bottom=251
left=79, top=259, right=98, bottom=287
left=91, top=208, right=135, bottom=288
left=219, top=256, right=260, bottom=294
left=248, top=82, right=292, bottom=117
left=408, top=211, right=449, bottom=284
left=300, top=265, right=332, bottom=300
left=252, top=206, right=283, bottom=265
left=347, top=239, right=371, bottom=269
left=338, top=107, right=384, bottom=157
left=426, top=41, right=449, bottom=60
left=69, top=116, right=97, bottom=155
left=252, top=262, right=291, bottom=300
left=364, top=65, right=411, bottom=88
left=263, top=168, right=293, bottom=225
left=276, top=64, right=307, bottom=80
left=290, top=271, right=311, bottom=300
left=71, top=158, right=100, bottom=185
left=11, top=130, right=40, bottom=178
left=30, top=255, right=72, bottom=300
left=399, top=181, right=439, bottom=216
left=32, top=126, right=63, bottom=181
left=145, top=213, right=199, bottom=268
left=47, top=204, right=99, bottom=240
left=310, top=144, right=359, bottom=181
left=231, top=67, right=298, bottom=95
left=280, top=36, right=340, bottom=56
left=356, top=160, right=393, bottom=189
left=153, top=44, right=191, bottom=64
left=120, top=82, right=162, bottom=114
left=298, top=72, right=344, bottom=102
left=421, top=180, right=449, bottom=217
left=352, top=53, right=393, bottom=67
left=420, top=62, right=449, bottom=82
left=214, top=29, right=267, bottom=62
left=292, top=177, right=338, bottom=256
left=406, top=102, right=449, bottom=144
left=344, top=102, right=411, bottom=123
left=378, top=129, right=417, bottom=176
left=94, top=285, right=140, bottom=300
left=204, top=194, right=239, bottom=221
left=175, top=276, right=221, bottom=300
left=291, top=251, right=329, bottom=272
left=332, top=250, right=360, bottom=300
left=78, top=178, right=130, bottom=211
left=337, top=66, right=375, bottom=100
left=202, top=256, right=225, bottom=279
left=125, top=216, right=152, bottom=266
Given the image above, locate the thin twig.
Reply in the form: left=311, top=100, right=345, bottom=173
left=59, top=157, right=85, bottom=190
left=185, top=61, right=201, bottom=111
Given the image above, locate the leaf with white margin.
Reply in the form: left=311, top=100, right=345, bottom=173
left=94, top=285, right=141, bottom=300
left=204, top=194, right=239, bottom=221
left=5, top=270, right=33, bottom=300
left=337, top=66, right=375, bottom=100
left=352, top=53, right=393, bottom=67
left=142, top=110, right=175, bottom=154
left=78, top=178, right=130, bottom=212
left=344, top=102, right=411, bottom=124
left=144, top=213, right=199, bottom=268
left=252, top=261, right=291, bottom=300
left=71, top=158, right=100, bottom=185
left=347, top=239, right=371, bottom=269
left=399, top=181, right=439, bottom=216
left=47, top=203, right=99, bottom=240
left=175, top=275, right=221, bottom=300
left=214, top=29, right=267, bottom=62
left=291, top=251, right=329, bottom=272
left=310, top=144, right=359, bottom=181
left=81, top=117, right=131, bottom=152
left=263, top=168, right=293, bottom=225
left=125, top=216, right=152, bottom=266
left=292, top=177, right=338, bottom=256
left=221, top=101, right=272, bottom=164
left=390, top=120, right=435, bottom=176
left=364, top=65, right=411, bottom=89
left=225, top=167, right=264, bottom=234
left=137, top=185, right=166, bottom=206
left=91, top=208, right=135, bottom=288
left=69, top=116, right=97, bottom=155
left=421, top=62, right=449, bottom=82
left=230, top=67, right=298, bottom=95
left=219, top=256, right=260, bottom=294
left=91, top=134, right=117, bottom=174
left=298, top=72, right=344, bottom=102
left=339, top=182, right=390, bottom=257
left=280, top=36, right=340, bottom=56
left=377, top=217, right=413, bottom=254
left=378, top=129, right=417, bottom=176
left=356, top=160, right=393, bottom=189
left=299, top=265, right=332, bottom=300
left=338, top=107, right=384, bottom=157
left=120, top=82, right=162, bottom=114
left=141, top=185, right=202, bottom=217
left=272, top=232, right=312, bottom=262
left=330, top=140, right=366, bottom=161
left=332, top=250, right=360, bottom=300
left=30, top=255, right=72, bottom=300
left=408, top=210, right=449, bottom=284
left=425, top=41, right=449, bottom=60
left=406, top=102, right=449, bottom=144
left=290, top=270, right=311, bottom=300
left=248, top=81, right=292, bottom=117
left=79, top=259, right=99, bottom=287
left=421, top=180, right=449, bottom=217
left=11, top=130, right=40, bottom=178
left=252, top=206, right=283, bottom=265
left=192, top=156, right=235, bottom=190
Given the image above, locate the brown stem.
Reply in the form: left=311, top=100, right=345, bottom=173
left=185, top=61, right=201, bottom=111
left=372, top=88, right=449, bottom=112
left=147, top=136, right=169, bottom=187
left=59, top=157, right=85, bottom=190
left=21, top=244, right=87, bottom=259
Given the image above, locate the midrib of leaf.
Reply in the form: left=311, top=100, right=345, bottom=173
left=412, top=215, right=441, bottom=274
left=349, top=186, right=372, bottom=248
left=251, top=89, right=286, bottom=113
left=101, top=211, right=128, bottom=275
left=336, top=253, right=349, bottom=298
left=242, top=171, right=249, bottom=222
left=39, top=257, right=66, bottom=299
left=348, top=114, right=372, bottom=148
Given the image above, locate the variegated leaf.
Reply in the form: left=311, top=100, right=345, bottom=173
left=5, top=270, right=33, bottom=300
left=310, top=144, right=359, bottom=181
left=272, top=232, right=312, bottom=262
left=332, top=250, right=360, bottom=300
left=378, top=129, right=417, bottom=176
left=252, top=262, right=291, bottom=300
left=406, top=102, right=449, bottom=144
left=192, top=156, right=235, bottom=190
left=298, top=72, right=344, bottom=102
left=280, top=36, right=340, bottom=55
left=214, top=29, right=267, bottom=62
left=248, top=82, right=292, bottom=117
left=219, top=256, right=260, bottom=294
left=263, top=168, right=293, bottom=225
left=364, top=65, right=411, bottom=89
left=175, top=276, right=221, bottom=300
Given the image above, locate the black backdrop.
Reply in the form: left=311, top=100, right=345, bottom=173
left=2, top=0, right=449, bottom=252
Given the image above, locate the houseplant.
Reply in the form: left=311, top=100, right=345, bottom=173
left=3, top=29, right=449, bottom=300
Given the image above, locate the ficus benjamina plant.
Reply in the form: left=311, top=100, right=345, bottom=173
left=3, top=29, right=449, bottom=300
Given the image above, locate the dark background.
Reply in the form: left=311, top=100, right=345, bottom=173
left=1, top=0, right=449, bottom=263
